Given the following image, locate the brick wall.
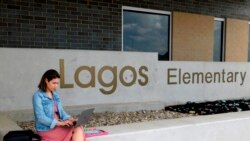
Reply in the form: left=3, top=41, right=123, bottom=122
left=1, top=0, right=250, bottom=50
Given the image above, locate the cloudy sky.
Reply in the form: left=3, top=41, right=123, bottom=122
left=123, top=10, right=169, bottom=56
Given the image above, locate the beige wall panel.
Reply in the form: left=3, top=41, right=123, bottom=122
left=225, top=18, right=249, bottom=62
left=172, top=12, right=214, bottom=61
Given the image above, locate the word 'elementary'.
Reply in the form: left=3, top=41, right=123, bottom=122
left=167, top=68, right=246, bottom=86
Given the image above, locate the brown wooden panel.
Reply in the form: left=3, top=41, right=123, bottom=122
left=172, top=12, right=214, bottom=61
left=225, top=18, right=249, bottom=62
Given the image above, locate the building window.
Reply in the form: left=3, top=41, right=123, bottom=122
left=213, top=18, right=224, bottom=62
left=122, top=6, right=171, bottom=61
left=248, top=22, right=250, bottom=62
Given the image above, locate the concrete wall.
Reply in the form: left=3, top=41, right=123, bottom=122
left=1, top=48, right=250, bottom=111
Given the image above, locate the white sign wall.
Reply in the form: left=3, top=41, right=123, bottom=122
left=0, top=48, right=249, bottom=111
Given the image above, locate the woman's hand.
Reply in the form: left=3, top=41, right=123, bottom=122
left=56, top=120, right=65, bottom=126
left=68, top=117, right=77, bottom=122
left=57, top=119, right=74, bottom=127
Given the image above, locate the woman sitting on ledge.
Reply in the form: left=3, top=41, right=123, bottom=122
left=32, top=69, right=86, bottom=141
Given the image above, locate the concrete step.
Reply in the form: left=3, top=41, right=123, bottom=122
left=87, top=111, right=250, bottom=141
left=2, top=105, right=250, bottom=141
left=0, top=113, right=22, bottom=141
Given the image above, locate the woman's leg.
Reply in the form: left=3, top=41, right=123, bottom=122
left=72, top=126, right=86, bottom=141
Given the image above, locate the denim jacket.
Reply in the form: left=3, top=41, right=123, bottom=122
left=32, top=89, right=71, bottom=131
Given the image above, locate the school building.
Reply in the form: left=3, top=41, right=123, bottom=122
left=2, top=1, right=250, bottom=141
left=1, top=0, right=250, bottom=112
left=1, top=0, right=250, bottom=61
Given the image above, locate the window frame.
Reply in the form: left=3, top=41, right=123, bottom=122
left=248, top=22, right=250, bottom=62
left=122, top=6, right=172, bottom=60
left=214, top=18, right=225, bottom=62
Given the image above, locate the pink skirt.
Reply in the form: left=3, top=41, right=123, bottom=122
left=38, top=126, right=74, bottom=141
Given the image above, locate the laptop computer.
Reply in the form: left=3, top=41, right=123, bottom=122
left=73, top=108, right=95, bottom=127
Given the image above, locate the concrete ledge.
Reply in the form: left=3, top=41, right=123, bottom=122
left=0, top=113, right=22, bottom=141
left=2, top=105, right=250, bottom=141
left=88, top=111, right=250, bottom=141
left=0, top=101, right=164, bottom=141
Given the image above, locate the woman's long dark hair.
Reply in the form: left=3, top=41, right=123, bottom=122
left=38, top=69, right=60, bottom=92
